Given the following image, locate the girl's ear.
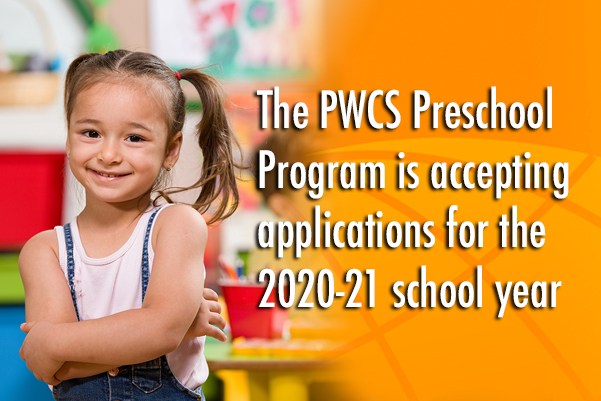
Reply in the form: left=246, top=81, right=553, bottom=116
left=164, top=131, right=183, bottom=170
left=66, top=136, right=71, bottom=158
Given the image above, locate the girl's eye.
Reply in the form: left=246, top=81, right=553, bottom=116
left=126, top=135, right=145, bottom=143
left=83, top=130, right=100, bottom=138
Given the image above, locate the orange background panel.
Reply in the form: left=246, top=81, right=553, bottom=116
left=305, top=1, right=601, bottom=399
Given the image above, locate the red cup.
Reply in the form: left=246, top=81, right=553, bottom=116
left=220, top=281, right=288, bottom=339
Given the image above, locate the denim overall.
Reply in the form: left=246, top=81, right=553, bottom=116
left=53, top=208, right=205, bottom=401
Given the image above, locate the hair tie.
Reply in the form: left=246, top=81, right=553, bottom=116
left=174, top=70, right=181, bottom=81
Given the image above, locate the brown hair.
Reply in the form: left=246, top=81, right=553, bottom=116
left=64, top=50, right=242, bottom=224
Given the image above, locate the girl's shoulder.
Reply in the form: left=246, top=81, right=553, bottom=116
left=151, top=204, right=208, bottom=247
left=19, top=229, right=60, bottom=273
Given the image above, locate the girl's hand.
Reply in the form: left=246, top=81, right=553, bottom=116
left=185, top=288, right=227, bottom=342
left=20, top=321, right=64, bottom=385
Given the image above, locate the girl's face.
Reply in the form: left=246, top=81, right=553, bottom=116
left=67, top=80, right=181, bottom=205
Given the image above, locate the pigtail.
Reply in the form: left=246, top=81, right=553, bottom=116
left=159, top=69, right=243, bottom=225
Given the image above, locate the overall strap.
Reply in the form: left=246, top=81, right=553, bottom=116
left=141, top=207, right=163, bottom=302
left=63, top=223, right=81, bottom=321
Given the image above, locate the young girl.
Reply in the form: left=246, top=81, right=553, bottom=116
left=18, top=49, right=243, bottom=400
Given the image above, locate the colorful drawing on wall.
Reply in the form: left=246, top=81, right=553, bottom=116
left=149, top=0, right=321, bottom=79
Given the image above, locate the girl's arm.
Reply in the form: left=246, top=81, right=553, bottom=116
left=19, top=231, right=119, bottom=384
left=20, top=205, right=207, bottom=377
left=47, top=288, right=225, bottom=381
left=36, top=288, right=225, bottom=381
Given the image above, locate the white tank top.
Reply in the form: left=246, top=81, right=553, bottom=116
left=54, top=204, right=209, bottom=389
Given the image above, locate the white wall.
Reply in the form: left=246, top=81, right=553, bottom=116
left=0, top=0, right=86, bottom=150
left=0, top=0, right=86, bottom=59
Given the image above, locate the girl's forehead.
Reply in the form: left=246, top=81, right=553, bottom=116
left=70, top=79, right=170, bottom=133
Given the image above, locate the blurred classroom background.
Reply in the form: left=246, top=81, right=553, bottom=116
left=0, top=1, right=351, bottom=400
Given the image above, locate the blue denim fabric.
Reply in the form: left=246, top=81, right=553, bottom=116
left=55, top=208, right=204, bottom=400
left=52, top=356, right=204, bottom=401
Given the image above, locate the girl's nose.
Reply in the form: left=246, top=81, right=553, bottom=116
left=98, top=139, right=122, bottom=164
